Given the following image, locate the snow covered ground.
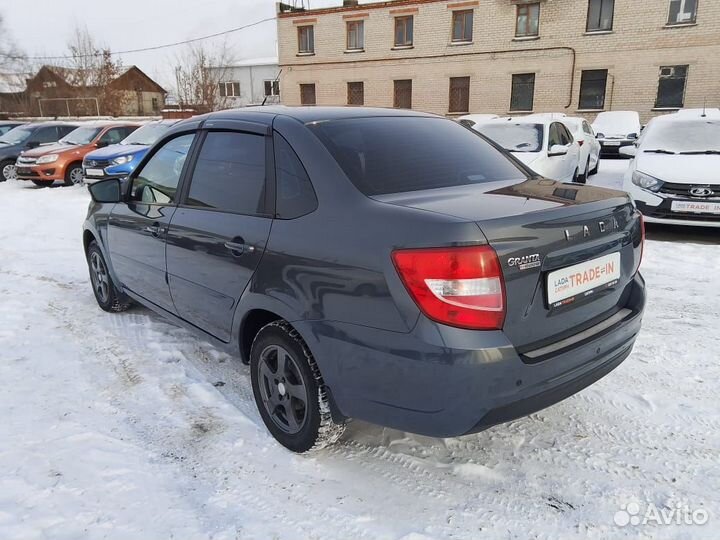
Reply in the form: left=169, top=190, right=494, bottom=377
left=1, top=160, right=718, bottom=540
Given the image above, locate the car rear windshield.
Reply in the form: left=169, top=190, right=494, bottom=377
left=641, top=119, right=720, bottom=154
left=474, top=123, right=544, bottom=153
left=121, top=122, right=172, bottom=146
left=308, top=117, right=528, bottom=196
left=60, top=126, right=103, bottom=145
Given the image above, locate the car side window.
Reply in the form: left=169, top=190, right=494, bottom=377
left=274, top=133, right=317, bottom=219
left=185, top=131, right=267, bottom=215
left=33, top=127, right=58, bottom=144
left=559, top=124, right=573, bottom=145
left=582, top=121, right=593, bottom=136
left=100, top=127, right=127, bottom=145
left=58, top=126, right=76, bottom=138
left=548, top=124, right=562, bottom=148
left=130, top=133, right=195, bottom=204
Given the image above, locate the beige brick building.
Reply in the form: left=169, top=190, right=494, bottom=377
left=276, top=0, right=720, bottom=123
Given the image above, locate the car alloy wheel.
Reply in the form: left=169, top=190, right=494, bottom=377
left=69, top=167, right=84, bottom=185
left=256, top=344, right=309, bottom=434
left=89, top=251, right=110, bottom=304
left=2, top=163, right=16, bottom=181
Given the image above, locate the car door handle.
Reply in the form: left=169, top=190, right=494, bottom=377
left=224, top=241, right=255, bottom=256
left=143, top=222, right=165, bottom=237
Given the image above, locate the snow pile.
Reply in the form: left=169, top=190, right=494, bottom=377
left=1, top=170, right=718, bottom=539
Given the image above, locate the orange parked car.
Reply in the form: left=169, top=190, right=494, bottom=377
left=16, top=121, right=140, bottom=186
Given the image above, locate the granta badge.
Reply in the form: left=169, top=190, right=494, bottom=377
left=508, top=253, right=541, bottom=270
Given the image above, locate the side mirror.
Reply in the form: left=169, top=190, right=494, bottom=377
left=88, top=178, right=122, bottom=203
left=628, top=133, right=639, bottom=140
left=26, top=140, right=40, bottom=149
left=548, top=144, right=569, bottom=157
left=95, top=141, right=109, bottom=148
left=619, top=146, right=637, bottom=157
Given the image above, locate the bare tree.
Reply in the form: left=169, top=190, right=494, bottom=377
left=64, top=25, right=127, bottom=115
left=0, top=13, right=34, bottom=115
left=173, top=41, right=236, bottom=112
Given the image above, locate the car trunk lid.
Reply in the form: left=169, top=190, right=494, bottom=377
left=374, top=179, right=643, bottom=350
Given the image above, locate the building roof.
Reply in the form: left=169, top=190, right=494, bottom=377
left=278, top=0, right=443, bottom=18
left=229, top=57, right=279, bottom=68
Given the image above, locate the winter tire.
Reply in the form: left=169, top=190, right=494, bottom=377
left=87, top=241, right=131, bottom=312
left=251, top=320, right=345, bottom=453
left=1, top=159, right=16, bottom=181
left=64, top=164, right=84, bottom=186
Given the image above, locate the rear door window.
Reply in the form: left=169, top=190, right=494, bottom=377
left=185, top=131, right=267, bottom=215
left=548, top=123, right=562, bottom=148
left=309, top=117, right=526, bottom=196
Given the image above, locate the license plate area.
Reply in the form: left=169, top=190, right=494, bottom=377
left=85, top=168, right=104, bottom=177
left=671, top=200, right=720, bottom=215
left=603, top=141, right=621, bottom=147
left=547, top=252, right=621, bottom=308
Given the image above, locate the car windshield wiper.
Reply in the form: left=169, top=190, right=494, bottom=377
left=643, top=149, right=676, bottom=154
left=678, top=150, right=720, bottom=155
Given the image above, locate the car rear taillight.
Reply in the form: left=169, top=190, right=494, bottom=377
left=392, top=246, right=506, bottom=330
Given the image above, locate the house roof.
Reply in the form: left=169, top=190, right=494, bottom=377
left=26, top=65, right=166, bottom=94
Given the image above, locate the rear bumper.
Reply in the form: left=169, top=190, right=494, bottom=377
left=299, top=273, right=645, bottom=438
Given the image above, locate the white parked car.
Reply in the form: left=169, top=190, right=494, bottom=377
left=592, top=111, right=641, bottom=157
left=621, top=108, right=720, bottom=228
left=473, top=117, right=582, bottom=183
left=457, top=114, right=500, bottom=129
left=526, top=114, right=601, bottom=182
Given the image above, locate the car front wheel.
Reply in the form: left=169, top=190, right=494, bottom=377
left=250, top=321, right=345, bottom=453
left=65, top=164, right=84, bottom=186
left=1, top=159, right=17, bottom=181
left=87, top=241, right=131, bottom=312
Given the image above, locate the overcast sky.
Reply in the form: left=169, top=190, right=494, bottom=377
left=2, top=0, right=339, bottom=92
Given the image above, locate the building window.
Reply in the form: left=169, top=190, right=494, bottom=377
left=510, top=73, right=535, bottom=111
left=264, top=80, right=280, bottom=97
left=297, top=25, right=315, bottom=54
left=516, top=3, right=540, bottom=37
left=451, top=10, right=473, bottom=42
left=300, top=83, right=316, bottom=105
left=579, top=69, right=608, bottom=110
left=668, top=0, right=698, bottom=25
left=393, top=79, right=412, bottom=109
left=656, top=65, right=688, bottom=108
left=346, top=20, right=364, bottom=50
left=347, top=82, right=364, bottom=105
left=448, top=76, right=470, bottom=113
left=394, top=16, right=414, bottom=47
left=586, top=0, right=614, bottom=32
left=218, top=81, right=240, bottom=98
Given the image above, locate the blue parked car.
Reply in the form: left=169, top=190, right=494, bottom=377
left=82, top=120, right=179, bottom=183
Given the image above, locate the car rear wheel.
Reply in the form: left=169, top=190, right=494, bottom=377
left=1, top=159, right=17, bottom=181
left=578, top=159, right=590, bottom=184
left=589, top=158, right=599, bottom=176
left=64, top=164, right=84, bottom=186
left=250, top=320, right=345, bottom=453
left=87, top=241, right=131, bottom=312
